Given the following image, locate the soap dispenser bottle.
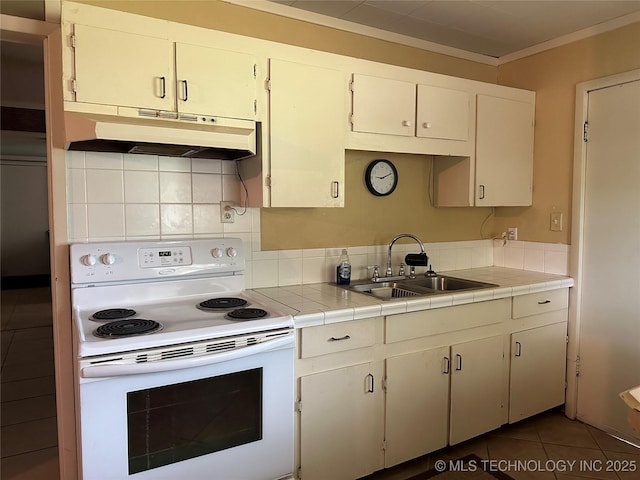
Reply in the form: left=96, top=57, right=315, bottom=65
left=336, top=249, right=351, bottom=285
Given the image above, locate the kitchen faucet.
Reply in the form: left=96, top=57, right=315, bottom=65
left=381, top=233, right=429, bottom=281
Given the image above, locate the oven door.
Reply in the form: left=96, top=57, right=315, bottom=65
left=77, top=340, right=294, bottom=480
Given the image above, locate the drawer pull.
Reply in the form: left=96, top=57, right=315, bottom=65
left=515, top=341, right=522, bottom=357
left=329, top=335, right=351, bottom=342
left=537, top=300, right=551, bottom=304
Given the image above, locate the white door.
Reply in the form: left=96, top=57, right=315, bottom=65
left=385, top=346, right=449, bottom=467
left=576, top=79, right=640, bottom=440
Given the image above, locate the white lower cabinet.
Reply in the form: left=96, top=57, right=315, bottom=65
left=449, top=335, right=504, bottom=444
left=299, top=361, right=384, bottom=480
left=509, top=322, right=568, bottom=422
left=385, top=346, right=450, bottom=467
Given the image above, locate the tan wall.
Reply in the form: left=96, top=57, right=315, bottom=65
left=261, top=151, right=494, bottom=250
left=495, top=22, right=640, bottom=245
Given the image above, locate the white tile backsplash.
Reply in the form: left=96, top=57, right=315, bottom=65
left=66, top=151, right=570, bottom=288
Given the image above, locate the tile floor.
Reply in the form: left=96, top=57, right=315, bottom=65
left=2, top=288, right=639, bottom=480
left=364, top=410, right=640, bottom=480
left=1, top=287, right=59, bottom=480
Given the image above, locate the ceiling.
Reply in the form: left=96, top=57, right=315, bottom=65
left=266, top=0, right=640, bottom=58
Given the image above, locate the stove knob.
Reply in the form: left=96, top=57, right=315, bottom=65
left=81, top=254, right=97, bottom=266
left=100, top=253, right=116, bottom=265
left=226, top=247, right=237, bottom=258
left=211, top=248, right=223, bottom=259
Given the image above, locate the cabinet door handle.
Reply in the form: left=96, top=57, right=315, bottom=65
left=442, top=356, right=450, bottom=374
left=455, top=354, right=463, bottom=371
left=402, top=120, right=412, bottom=127
left=159, top=76, right=166, bottom=99
left=181, top=80, right=189, bottom=101
left=479, top=184, right=485, bottom=200
left=515, top=341, right=522, bottom=357
left=331, top=181, right=339, bottom=199
left=537, top=300, right=551, bottom=304
left=366, top=373, right=374, bottom=393
left=329, top=335, right=350, bottom=342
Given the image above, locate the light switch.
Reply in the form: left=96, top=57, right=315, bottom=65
left=550, top=212, right=563, bottom=232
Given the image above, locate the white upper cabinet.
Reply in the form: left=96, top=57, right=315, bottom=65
left=416, top=85, right=470, bottom=141
left=71, top=25, right=256, bottom=120
left=73, top=25, right=175, bottom=111
left=351, top=74, right=416, bottom=137
left=475, top=94, right=535, bottom=206
left=175, top=43, right=256, bottom=120
left=268, top=59, right=346, bottom=207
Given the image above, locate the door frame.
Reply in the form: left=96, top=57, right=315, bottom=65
left=1, top=11, right=78, bottom=480
left=567, top=68, right=640, bottom=419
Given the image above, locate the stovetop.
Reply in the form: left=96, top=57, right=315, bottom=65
left=70, top=238, right=294, bottom=358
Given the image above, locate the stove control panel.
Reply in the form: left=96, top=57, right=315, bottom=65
left=70, top=238, right=245, bottom=285
left=139, top=247, right=193, bottom=268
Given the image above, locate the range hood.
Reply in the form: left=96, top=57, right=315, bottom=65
left=64, top=110, right=257, bottom=160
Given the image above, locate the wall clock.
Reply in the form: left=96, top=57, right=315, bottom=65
left=365, top=159, right=398, bottom=196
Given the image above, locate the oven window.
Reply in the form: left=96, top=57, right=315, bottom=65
left=127, top=368, right=263, bottom=474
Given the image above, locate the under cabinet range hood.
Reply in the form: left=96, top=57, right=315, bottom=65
left=64, top=110, right=257, bottom=160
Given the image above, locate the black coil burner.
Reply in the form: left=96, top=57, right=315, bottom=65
left=93, top=319, right=162, bottom=339
left=226, top=308, right=269, bottom=320
left=91, top=308, right=137, bottom=322
left=198, top=297, right=248, bottom=311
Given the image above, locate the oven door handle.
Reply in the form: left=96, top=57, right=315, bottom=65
left=81, top=334, right=294, bottom=378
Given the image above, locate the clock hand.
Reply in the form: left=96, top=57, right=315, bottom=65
left=376, top=173, right=392, bottom=179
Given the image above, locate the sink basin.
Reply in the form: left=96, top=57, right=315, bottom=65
left=349, top=282, right=421, bottom=299
left=343, top=275, right=497, bottom=300
left=400, top=275, right=497, bottom=292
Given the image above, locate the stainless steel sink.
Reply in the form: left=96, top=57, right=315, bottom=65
left=400, top=275, right=497, bottom=292
left=349, top=282, right=421, bottom=299
left=343, top=275, right=497, bottom=300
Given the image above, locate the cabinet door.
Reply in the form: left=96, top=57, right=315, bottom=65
left=351, top=74, right=415, bottom=136
left=510, top=322, right=567, bottom=422
left=175, top=43, right=256, bottom=120
left=416, top=85, right=470, bottom=141
left=269, top=59, right=346, bottom=207
left=300, top=362, right=384, bottom=480
left=450, top=335, right=503, bottom=444
left=73, top=25, right=174, bottom=110
left=475, top=95, right=534, bottom=206
left=385, top=346, right=450, bottom=467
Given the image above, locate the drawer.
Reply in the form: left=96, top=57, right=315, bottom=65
left=386, top=298, right=510, bottom=344
left=512, top=289, right=569, bottom=319
left=300, top=318, right=376, bottom=358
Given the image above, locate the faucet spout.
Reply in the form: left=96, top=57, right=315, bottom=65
left=386, top=234, right=426, bottom=277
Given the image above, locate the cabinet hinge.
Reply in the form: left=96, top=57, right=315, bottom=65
left=382, top=440, right=387, bottom=451
left=71, top=79, right=77, bottom=93
left=253, top=63, right=257, bottom=79
left=575, top=355, right=581, bottom=377
left=349, top=78, right=354, bottom=92
left=382, top=376, right=388, bottom=392
left=295, top=400, right=302, bottom=413
left=265, top=175, right=271, bottom=188
left=583, top=121, right=588, bottom=142
left=70, top=34, right=76, bottom=48
left=265, top=78, right=271, bottom=91
left=296, top=465, right=302, bottom=480
left=566, top=335, right=569, bottom=345
left=349, top=113, right=354, bottom=126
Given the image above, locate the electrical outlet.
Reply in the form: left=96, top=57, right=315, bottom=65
left=220, top=202, right=235, bottom=223
left=507, top=227, right=518, bottom=240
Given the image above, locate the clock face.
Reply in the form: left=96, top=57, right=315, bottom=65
left=365, top=159, right=398, bottom=196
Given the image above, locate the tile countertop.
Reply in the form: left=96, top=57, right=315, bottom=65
left=250, top=267, right=575, bottom=329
